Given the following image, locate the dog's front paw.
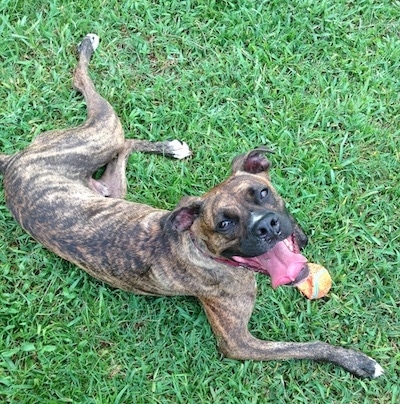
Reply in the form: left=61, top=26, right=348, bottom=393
left=166, top=140, right=192, bottom=159
left=341, top=349, right=384, bottom=378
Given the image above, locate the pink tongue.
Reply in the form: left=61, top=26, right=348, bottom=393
left=233, top=240, right=307, bottom=288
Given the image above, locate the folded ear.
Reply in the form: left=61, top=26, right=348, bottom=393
left=165, top=196, right=203, bottom=232
left=231, top=147, right=274, bottom=175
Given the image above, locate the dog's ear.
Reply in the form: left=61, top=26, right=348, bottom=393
left=165, top=196, right=203, bottom=232
left=231, top=147, right=273, bottom=175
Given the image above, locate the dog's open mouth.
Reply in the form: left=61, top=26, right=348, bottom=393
left=229, top=234, right=309, bottom=288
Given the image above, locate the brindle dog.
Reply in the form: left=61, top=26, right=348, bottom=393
left=0, top=34, right=383, bottom=378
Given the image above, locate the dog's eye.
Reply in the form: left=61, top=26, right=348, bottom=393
left=217, top=220, right=234, bottom=232
left=260, top=188, right=269, bottom=200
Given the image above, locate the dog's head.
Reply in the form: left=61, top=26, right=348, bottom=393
left=164, top=148, right=309, bottom=288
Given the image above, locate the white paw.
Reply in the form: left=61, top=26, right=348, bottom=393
left=373, top=361, right=384, bottom=378
left=168, top=140, right=192, bottom=159
left=86, top=33, right=100, bottom=51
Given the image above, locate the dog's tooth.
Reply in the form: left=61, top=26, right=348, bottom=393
left=282, top=238, right=294, bottom=252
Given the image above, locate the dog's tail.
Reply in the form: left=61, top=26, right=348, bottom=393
left=0, top=154, right=12, bottom=174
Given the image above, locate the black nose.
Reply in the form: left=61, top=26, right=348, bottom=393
left=253, top=213, right=281, bottom=238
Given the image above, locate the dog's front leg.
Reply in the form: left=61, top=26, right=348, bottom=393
left=198, top=292, right=383, bottom=379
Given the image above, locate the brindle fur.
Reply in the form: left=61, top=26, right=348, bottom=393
left=0, top=35, right=383, bottom=378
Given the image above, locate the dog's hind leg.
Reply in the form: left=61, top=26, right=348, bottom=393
left=91, top=138, right=192, bottom=198
left=73, top=34, right=101, bottom=115
left=69, top=34, right=125, bottom=177
left=77, top=34, right=190, bottom=198
left=1, top=34, right=124, bottom=180
left=17, top=33, right=126, bottom=181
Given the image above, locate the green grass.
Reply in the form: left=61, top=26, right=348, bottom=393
left=1, top=0, right=399, bottom=402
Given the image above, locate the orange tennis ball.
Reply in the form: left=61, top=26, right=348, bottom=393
left=297, top=263, right=332, bottom=300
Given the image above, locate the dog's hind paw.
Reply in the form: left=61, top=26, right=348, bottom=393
left=86, top=33, right=100, bottom=51
left=166, top=140, right=192, bottom=159
left=78, top=33, right=100, bottom=54
left=373, top=361, right=384, bottom=378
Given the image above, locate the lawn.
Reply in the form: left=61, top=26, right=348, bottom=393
left=0, top=0, right=399, bottom=402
